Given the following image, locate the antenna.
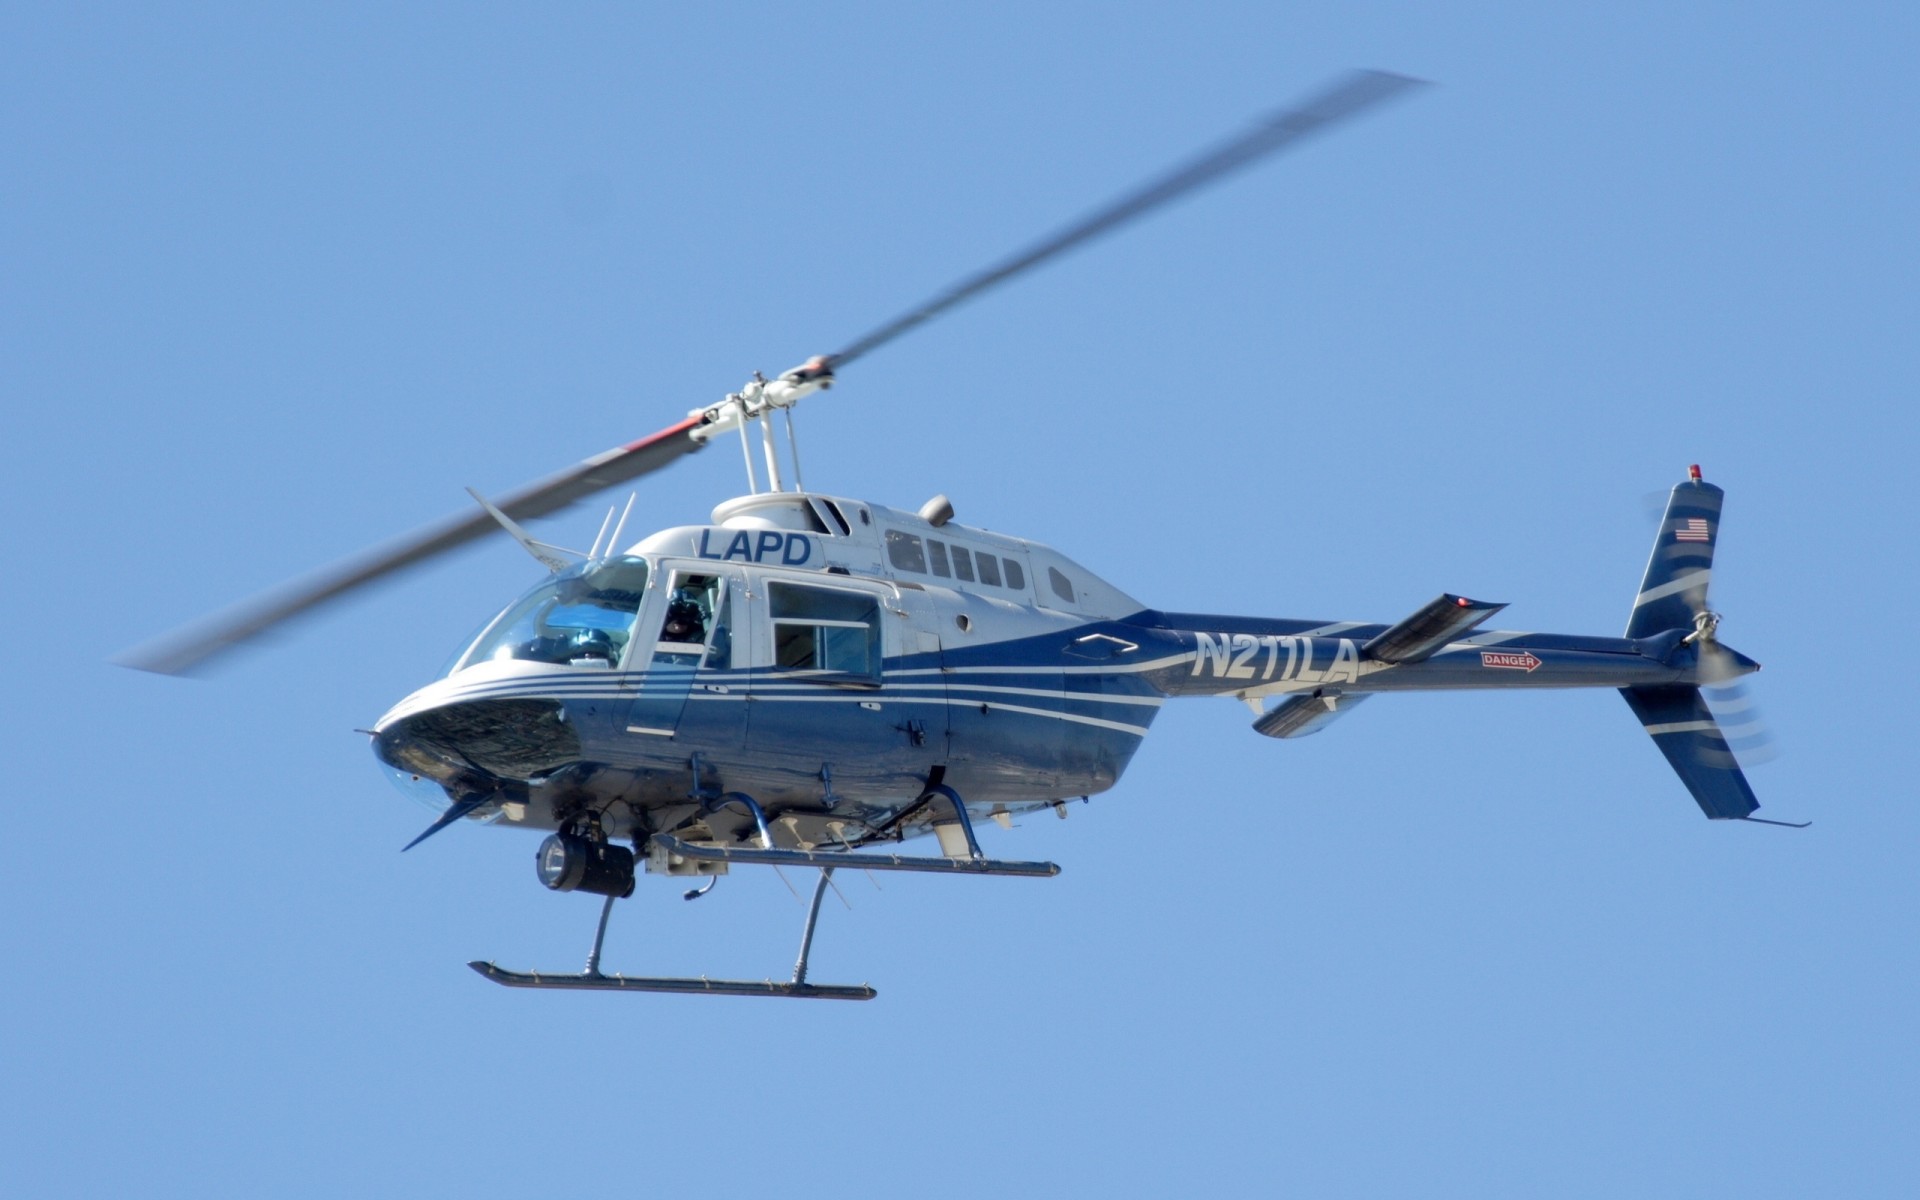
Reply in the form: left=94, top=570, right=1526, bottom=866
left=587, top=504, right=617, bottom=559
left=463, top=488, right=580, bottom=572
left=606, top=493, right=637, bottom=555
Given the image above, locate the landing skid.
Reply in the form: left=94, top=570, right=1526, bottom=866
left=472, top=786, right=1056, bottom=999
left=470, top=868, right=876, bottom=1000
left=467, top=963, right=875, bottom=1000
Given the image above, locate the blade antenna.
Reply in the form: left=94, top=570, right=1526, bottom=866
left=824, top=68, right=1427, bottom=371
left=588, top=504, right=618, bottom=560
left=464, top=488, right=576, bottom=573
left=606, top=492, right=638, bottom=556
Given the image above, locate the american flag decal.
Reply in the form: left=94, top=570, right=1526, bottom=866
left=1674, top=518, right=1710, bottom=543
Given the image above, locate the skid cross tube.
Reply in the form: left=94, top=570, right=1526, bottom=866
left=583, top=892, right=616, bottom=976
left=704, top=791, right=774, bottom=849
left=793, top=868, right=833, bottom=986
left=922, top=783, right=983, bottom=859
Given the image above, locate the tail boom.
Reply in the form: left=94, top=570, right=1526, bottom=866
left=1152, top=625, right=1701, bottom=699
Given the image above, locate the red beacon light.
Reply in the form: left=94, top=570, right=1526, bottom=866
left=1689, top=464, right=1703, bottom=482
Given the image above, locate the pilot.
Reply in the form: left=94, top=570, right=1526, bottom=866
left=567, top=627, right=619, bottom=664
left=662, top=591, right=707, bottom=644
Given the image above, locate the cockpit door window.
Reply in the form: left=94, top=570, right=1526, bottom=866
left=621, top=568, right=729, bottom=739
left=654, top=572, right=727, bottom=664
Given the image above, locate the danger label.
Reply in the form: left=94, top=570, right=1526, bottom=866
left=1480, top=650, right=1541, bottom=672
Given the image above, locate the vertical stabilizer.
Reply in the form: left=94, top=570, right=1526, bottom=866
left=1627, top=467, right=1722, bottom=639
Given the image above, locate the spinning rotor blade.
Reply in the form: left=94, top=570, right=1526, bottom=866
left=825, top=68, right=1427, bottom=370
left=1694, top=637, right=1759, bottom=687
left=123, top=70, right=1426, bottom=676
left=1702, top=678, right=1778, bottom=766
left=1697, top=637, right=1777, bottom=767
left=117, top=415, right=706, bottom=675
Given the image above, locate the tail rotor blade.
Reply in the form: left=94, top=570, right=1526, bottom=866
left=1702, top=677, right=1779, bottom=766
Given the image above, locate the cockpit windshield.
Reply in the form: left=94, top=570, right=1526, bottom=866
left=450, top=556, right=650, bottom=674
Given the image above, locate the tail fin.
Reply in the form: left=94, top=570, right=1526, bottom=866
left=1627, top=465, right=1721, bottom=639
left=1621, top=468, right=1774, bottom=821
left=1620, top=685, right=1759, bottom=819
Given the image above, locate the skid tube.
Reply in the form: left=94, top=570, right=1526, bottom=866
left=470, top=868, right=877, bottom=1000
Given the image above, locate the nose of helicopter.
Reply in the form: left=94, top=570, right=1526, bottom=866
left=371, top=671, right=583, bottom=787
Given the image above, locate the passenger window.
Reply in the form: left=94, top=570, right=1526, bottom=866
left=927, top=539, right=952, bottom=578
left=769, top=583, right=880, bottom=678
left=885, top=530, right=927, bottom=573
left=1003, top=558, right=1025, bottom=590
left=1049, top=566, right=1076, bottom=604
left=976, top=553, right=1002, bottom=587
left=950, top=545, right=976, bottom=583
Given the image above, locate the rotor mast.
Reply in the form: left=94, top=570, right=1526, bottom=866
left=690, top=355, right=834, bottom=494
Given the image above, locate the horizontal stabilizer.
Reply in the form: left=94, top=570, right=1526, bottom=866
left=1363, top=594, right=1506, bottom=664
left=1252, top=691, right=1369, bottom=739
left=1620, top=684, right=1759, bottom=819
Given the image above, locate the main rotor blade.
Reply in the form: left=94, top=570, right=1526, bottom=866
left=825, top=68, right=1427, bottom=370
left=117, top=415, right=707, bottom=676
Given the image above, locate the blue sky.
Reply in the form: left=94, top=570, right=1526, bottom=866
left=5, top=4, right=1918, bottom=1196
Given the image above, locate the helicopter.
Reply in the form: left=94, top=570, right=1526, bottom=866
left=120, top=70, right=1784, bottom=1001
